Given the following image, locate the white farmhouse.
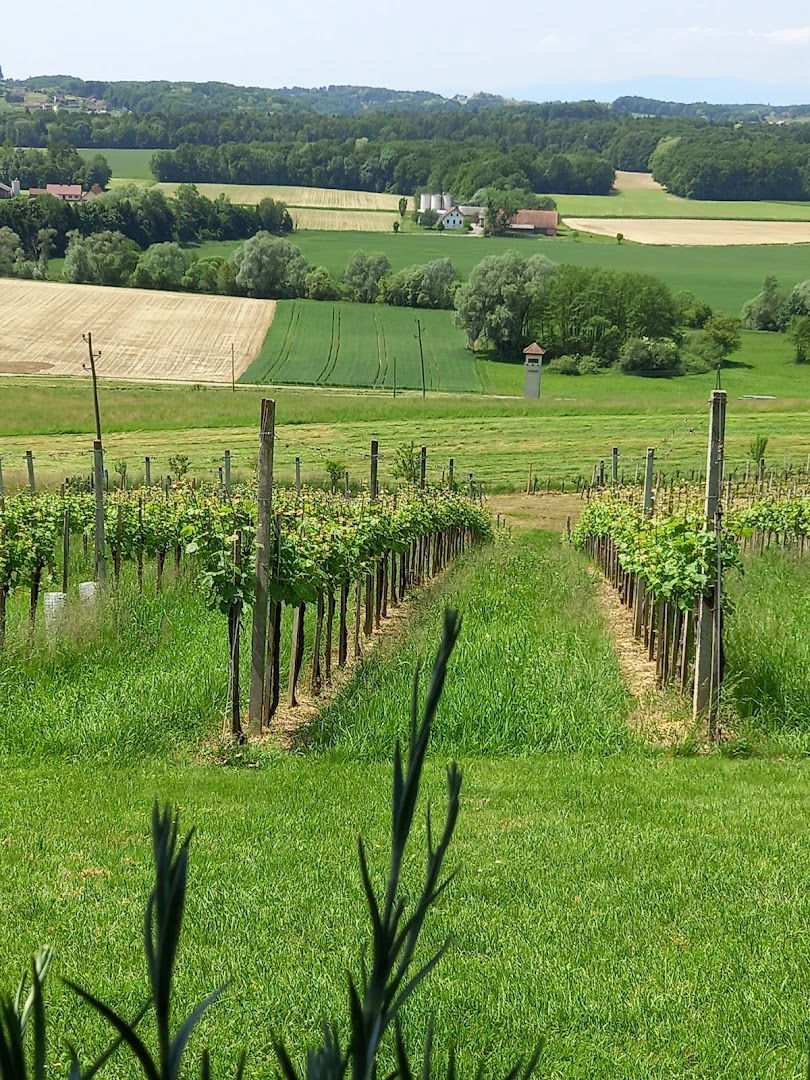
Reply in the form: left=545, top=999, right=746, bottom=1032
left=437, top=206, right=466, bottom=230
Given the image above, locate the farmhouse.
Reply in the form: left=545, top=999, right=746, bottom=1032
left=436, top=206, right=466, bottom=230
left=507, top=209, right=560, bottom=235
left=28, top=184, right=85, bottom=201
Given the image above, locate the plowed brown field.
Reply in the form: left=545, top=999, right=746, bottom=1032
left=0, top=280, right=275, bottom=382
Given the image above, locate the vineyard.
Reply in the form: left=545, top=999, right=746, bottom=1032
left=0, top=430, right=491, bottom=738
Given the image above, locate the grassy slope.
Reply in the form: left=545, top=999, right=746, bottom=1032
left=77, top=147, right=156, bottom=182
left=2, top=331, right=808, bottom=490
left=1, top=530, right=809, bottom=1078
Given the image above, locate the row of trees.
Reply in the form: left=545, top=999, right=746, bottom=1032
left=0, top=183, right=291, bottom=258
left=651, top=130, right=810, bottom=200
left=0, top=142, right=111, bottom=189
left=740, top=276, right=810, bottom=363
left=150, top=141, right=615, bottom=198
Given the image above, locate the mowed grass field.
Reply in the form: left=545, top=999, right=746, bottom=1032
left=553, top=171, right=810, bottom=221
left=2, top=331, right=809, bottom=490
left=243, top=299, right=485, bottom=392
left=78, top=147, right=156, bottom=181
left=0, top=279, right=274, bottom=382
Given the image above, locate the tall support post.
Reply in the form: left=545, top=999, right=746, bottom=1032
left=249, top=398, right=276, bottom=734
left=0, top=455, right=4, bottom=496
left=145, top=456, right=151, bottom=487
left=693, top=390, right=727, bottom=734
left=294, top=456, right=301, bottom=491
left=611, top=447, right=619, bottom=486
left=420, top=445, right=427, bottom=490
left=93, top=440, right=106, bottom=586
left=448, top=458, right=454, bottom=491
left=598, top=459, right=605, bottom=487
left=26, top=451, right=35, bottom=493
left=370, top=439, right=379, bottom=500
left=643, top=448, right=655, bottom=516
left=224, top=450, right=232, bottom=494
left=415, top=319, right=426, bottom=399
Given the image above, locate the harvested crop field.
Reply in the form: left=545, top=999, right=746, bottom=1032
left=0, top=279, right=275, bottom=383
left=564, top=218, right=810, bottom=246
left=154, top=182, right=407, bottom=212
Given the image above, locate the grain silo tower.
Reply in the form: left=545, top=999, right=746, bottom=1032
left=442, top=193, right=454, bottom=210
left=430, top=193, right=442, bottom=211
left=419, top=192, right=430, bottom=213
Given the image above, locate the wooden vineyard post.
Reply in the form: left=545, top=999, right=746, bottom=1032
left=26, top=451, right=35, bottom=493
left=61, top=504, right=70, bottom=595
left=249, top=398, right=275, bottom=734
left=325, top=590, right=335, bottom=685
left=632, top=448, right=655, bottom=637
left=311, top=592, right=324, bottom=694
left=224, top=449, right=232, bottom=494
left=370, top=439, right=379, bottom=499
left=228, top=532, right=245, bottom=742
left=693, top=390, right=726, bottom=736
left=420, top=446, right=427, bottom=490
left=288, top=603, right=305, bottom=707
left=448, top=458, right=454, bottom=491
left=93, top=440, right=106, bottom=586
left=295, top=456, right=301, bottom=490
left=611, top=447, right=619, bottom=486
left=338, top=579, right=349, bottom=666
left=0, top=455, right=4, bottom=496
left=145, top=456, right=151, bottom=487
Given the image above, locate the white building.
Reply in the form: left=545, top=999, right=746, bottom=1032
left=436, top=206, right=466, bottom=230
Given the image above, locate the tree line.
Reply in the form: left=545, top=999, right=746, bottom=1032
left=651, top=128, right=810, bottom=200
left=0, top=143, right=111, bottom=189
left=0, top=183, right=292, bottom=259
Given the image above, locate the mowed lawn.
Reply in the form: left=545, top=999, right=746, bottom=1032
left=78, top=147, right=156, bottom=182
left=242, top=299, right=482, bottom=392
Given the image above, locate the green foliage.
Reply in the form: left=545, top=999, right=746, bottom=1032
left=181, top=256, right=227, bottom=294
left=383, top=259, right=457, bottom=310
left=232, top=233, right=308, bottom=299
left=390, top=442, right=421, bottom=484
left=702, top=312, right=741, bottom=360
left=740, top=275, right=785, bottom=332
left=255, top=196, right=293, bottom=235
left=131, top=243, right=190, bottom=291
left=304, top=265, right=341, bottom=301
left=786, top=314, right=810, bottom=363
left=748, top=435, right=768, bottom=464
left=62, top=229, right=139, bottom=287
left=616, top=337, right=680, bottom=376
left=418, top=208, right=439, bottom=229
left=775, top=279, right=810, bottom=331
left=675, top=290, right=713, bottom=328
left=343, top=250, right=391, bottom=303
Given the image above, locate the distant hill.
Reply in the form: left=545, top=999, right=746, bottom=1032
left=612, top=95, right=810, bottom=121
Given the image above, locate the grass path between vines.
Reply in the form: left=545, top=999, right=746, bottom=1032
left=488, top=492, right=690, bottom=745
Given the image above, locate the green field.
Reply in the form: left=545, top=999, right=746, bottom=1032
left=1, top=529, right=809, bottom=1079
left=242, top=300, right=485, bottom=392
left=78, top=147, right=156, bottom=181
left=192, top=232, right=810, bottom=314
left=551, top=186, right=810, bottom=221
left=2, top=330, right=809, bottom=491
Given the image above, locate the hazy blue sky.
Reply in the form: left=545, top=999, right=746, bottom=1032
left=4, top=0, right=810, bottom=102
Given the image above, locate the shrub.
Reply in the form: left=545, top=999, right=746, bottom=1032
left=674, top=289, right=714, bottom=328
left=617, top=336, right=681, bottom=376
left=577, top=355, right=605, bottom=375
left=547, top=355, right=580, bottom=375
left=740, top=275, right=785, bottom=331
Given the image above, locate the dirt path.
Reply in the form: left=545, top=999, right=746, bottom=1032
left=490, top=492, right=690, bottom=745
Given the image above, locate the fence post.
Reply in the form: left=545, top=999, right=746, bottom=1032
left=224, top=449, right=232, bottom=494
left=420, top=446, right=427, bottom=490
left=295, top=455, right=301, bottom=491
left=693, top=389, right=727, bottom=735
left=93, top=440, right=106, bottom=585
left=448, top=458, right=454, bottom=490
left=249, top=398, right=276, bottom=734
left=0, top=455, right=4, bottom=496
left=145, top=456, right=151, bottom=487
left=611, top=447, right=618, bottom=486
left=643, top=448, right=655, bottom=516
left=598, top=459, right=605, bottom=487
left=370, top=439, right=379, bottom=500
left=26, top=451, right=35, bottom=493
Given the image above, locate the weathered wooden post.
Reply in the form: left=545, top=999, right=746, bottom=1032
left=632, top=448, right=655, bottom=637
left=693, top=390, right=726, bottom=735
left=598, top=459, right=605, bottom=487
left=611, top=447, right=619, bottom=486
left=0, top=455, right=4, bottom=496
left=249, top=398, right=275, bottom=733
left=448, top=458, right=454, bottom=491
left=420, top=446, right=427, bottom=490
left=370, top=440, right=379, bottom=500
left=522, top=342, right=546, bottom=399
left=26, top=451, right=35, bottom=493
left=295, top=455, right=301, bottom=491
left=145, top=456, right=151, bottom=486
left=224, top=449, right=232, bottom=494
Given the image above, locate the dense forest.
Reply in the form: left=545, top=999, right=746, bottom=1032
left=651, top=128, right=810, bottom=200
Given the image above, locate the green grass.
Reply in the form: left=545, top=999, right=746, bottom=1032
left=2, top=330, right=810, bottom=490
left=309, top=532, right=631, bottom=757
left=189, top=231, right=810, bottom=314
left=725, top=552, right=810, bottom=752
left=78, top=147, right=156, bottom=182
left=242, top=300, right=482, bottom=392
left=551, top=186, right=810, bottom=221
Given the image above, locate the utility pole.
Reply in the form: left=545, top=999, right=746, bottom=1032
left=415, top=319, right=426, bottom=399
left=693, top=390, right=727, bottom=736
left=83, top=333, right=105, bottom=585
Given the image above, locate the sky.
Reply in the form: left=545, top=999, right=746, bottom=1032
left=3, top=0, right=810, bottom=103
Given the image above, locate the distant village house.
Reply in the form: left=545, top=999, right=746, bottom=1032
left=506, top=209, right=559, bottom=236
